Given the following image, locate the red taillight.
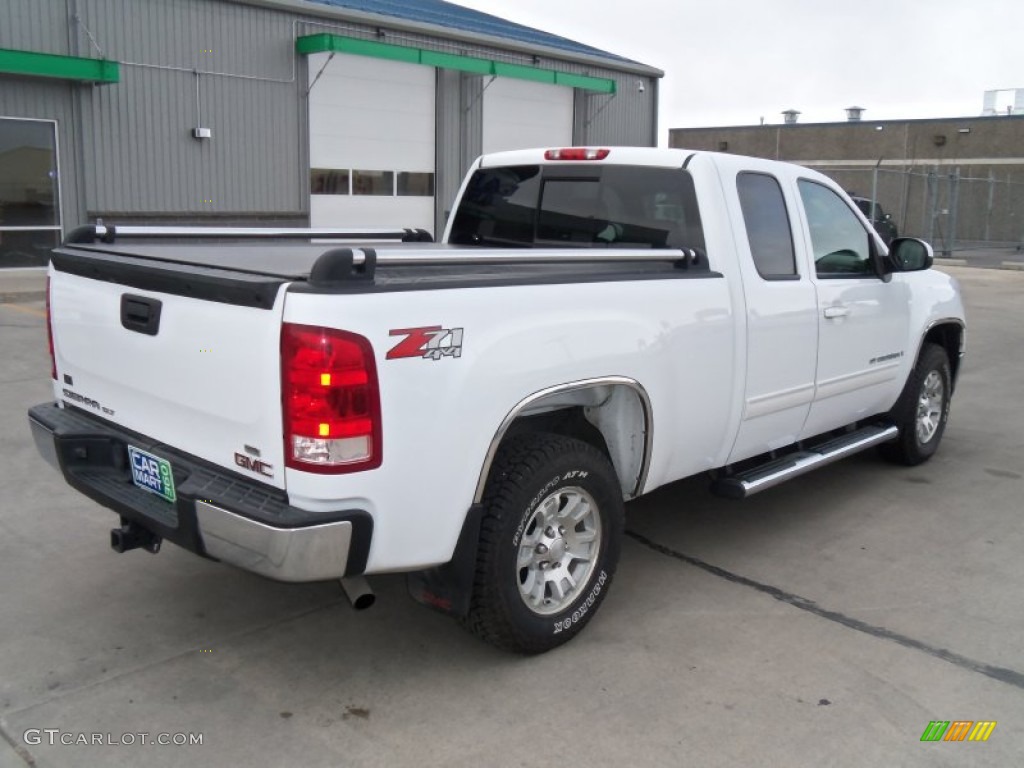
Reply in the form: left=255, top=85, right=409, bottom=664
left=544, top=148, right=610, bottom=161
left=46, top=275, right=56, bottom=380
left=281, top=323, right=381, bottom=473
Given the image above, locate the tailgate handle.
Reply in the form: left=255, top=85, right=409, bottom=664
left=120, top=294, right=162, bottom=336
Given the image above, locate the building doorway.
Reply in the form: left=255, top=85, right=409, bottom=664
left=0, top=117, right=61, bottom=268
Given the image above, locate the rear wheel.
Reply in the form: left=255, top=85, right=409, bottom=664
left=879, top=343, right=952, bottom=465
left=463, top=433, right=624, bottom=653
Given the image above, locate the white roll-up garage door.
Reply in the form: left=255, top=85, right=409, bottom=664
left=482, top=77, right=574, bottom=154
left=308, top=52, right=435, bottom=234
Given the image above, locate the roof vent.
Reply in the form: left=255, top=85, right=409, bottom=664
left=782, top=109, right=801, bottom=124
left=845, top=106, right=865, bottom=122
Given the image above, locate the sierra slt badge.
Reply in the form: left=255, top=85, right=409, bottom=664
left=387, top=326, right=464, bottom=361
left=62, top=388, right=115, bottom=416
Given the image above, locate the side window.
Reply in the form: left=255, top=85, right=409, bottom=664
left=798, top=180, right=872, bottom=277
left=736, top=172, right=797, bottom=279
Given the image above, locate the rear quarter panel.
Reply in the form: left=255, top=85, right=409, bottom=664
left=283, top=275, right=736, bottom=572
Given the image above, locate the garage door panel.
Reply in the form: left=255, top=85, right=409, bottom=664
left=311, top=195, right=434, bottom=230
left=482, top=77, right=573, bottom=154
left=308, top=51, right=435, bottom=233
left=316, top=78, right=435, bottom=112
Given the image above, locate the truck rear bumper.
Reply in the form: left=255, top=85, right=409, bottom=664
left=27, top=402, right=371, bottom=582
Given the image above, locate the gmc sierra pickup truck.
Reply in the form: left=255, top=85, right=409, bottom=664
left=28, top=147, right=965, bottom=653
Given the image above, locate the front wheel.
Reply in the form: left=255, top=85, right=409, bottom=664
left=463, top=433, right=624, bottom=653
left=879, top=343, right=952, bottom=465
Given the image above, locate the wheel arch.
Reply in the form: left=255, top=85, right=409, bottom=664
left=473, top=377, right=653, bottom=503
left=919, top=318, right=965, bottom=391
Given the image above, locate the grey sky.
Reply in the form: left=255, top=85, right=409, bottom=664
left=454, top=0, right=1023, bottom=143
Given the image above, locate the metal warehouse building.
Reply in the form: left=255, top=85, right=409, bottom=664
left=0, top=0, right=662, bottom=269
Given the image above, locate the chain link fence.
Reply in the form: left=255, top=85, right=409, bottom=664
left=808, top=165, right=1024, bottom=256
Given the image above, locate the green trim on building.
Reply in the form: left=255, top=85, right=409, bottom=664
left=419, top=50, right=492, bottom=76
left=554, top=71, right=615, bottom=94
left=296, top=33, right=616, bottom=94
left=0, top=48, right=119, bottom=83
left=492, top=61, right=553, bottom=85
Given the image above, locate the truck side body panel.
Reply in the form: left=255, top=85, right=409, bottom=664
left=282, top=275, right=735, bottom=572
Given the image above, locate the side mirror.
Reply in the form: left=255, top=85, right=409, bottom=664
left=889, top=237, right=933, bottom=272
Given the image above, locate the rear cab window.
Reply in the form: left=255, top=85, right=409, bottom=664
left=450, top=164, right=705, bottom=253
left=736, top=172, right=798, bottom=280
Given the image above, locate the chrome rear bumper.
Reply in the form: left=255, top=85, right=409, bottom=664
left=27, top=402, right=372, bottom=582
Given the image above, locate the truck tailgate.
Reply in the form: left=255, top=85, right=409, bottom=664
left=49, top=263, right=288, bottom=490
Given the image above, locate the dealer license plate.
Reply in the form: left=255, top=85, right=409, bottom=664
left=127, top=445, right=177, bottom=503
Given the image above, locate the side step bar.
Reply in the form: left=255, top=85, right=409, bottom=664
left=712, top=424, right=899, bottom=499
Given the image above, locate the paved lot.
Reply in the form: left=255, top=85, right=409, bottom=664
left=1, top=267, right=1022, bottom=767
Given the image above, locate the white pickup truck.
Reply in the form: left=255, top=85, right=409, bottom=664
left=28, top=147, right=965, bottom=653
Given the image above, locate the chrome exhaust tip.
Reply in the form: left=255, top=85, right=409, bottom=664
left=339, top=576, right=375, bottom=610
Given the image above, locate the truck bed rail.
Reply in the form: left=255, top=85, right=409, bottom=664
left=66, top=224, right=435, bottom=244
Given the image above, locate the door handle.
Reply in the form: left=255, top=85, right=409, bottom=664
left=823, top=306, right=850, bottom=319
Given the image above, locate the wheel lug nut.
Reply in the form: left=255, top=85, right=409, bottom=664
left=545, top=526, right=556, bottom=538
left=558, top=526, right=565, bottom=535
left=535, top=544, right=549, bottom=555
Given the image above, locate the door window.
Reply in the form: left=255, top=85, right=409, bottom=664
left=0, top=118, right=61, bottom=268
left=798, top=180, right=872, bottom=277
left=737, top=172, right=797, bottom=279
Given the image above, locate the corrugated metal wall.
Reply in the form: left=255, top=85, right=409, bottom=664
left=74, top=0, right=306, bottom=219
left=0, top=0, right=72, bottom=55
left=3, top=0, right=658, bottom=232
left=434, top=71, right=484, bottom=235
left=434, top=69, right=461, bottom=232
left=575, top=74, right=658, bottom=148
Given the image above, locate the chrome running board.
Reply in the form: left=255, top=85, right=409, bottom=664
left=712, top=424, right=899, bottom=499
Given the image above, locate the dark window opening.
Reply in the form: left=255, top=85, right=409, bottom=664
left=352, top=170, right=393, bottom=196
left=1, top=117, right=60, bottom=268
left=311, top=169, right=349, bottom=195
left=737, top=172, right=797, bottom=279
left=450, top=164, right=705, bottom=252
left=397, top=172, right=434, bottom=197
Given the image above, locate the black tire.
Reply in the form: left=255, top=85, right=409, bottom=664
left=462, top=433, right=624, bottom=653
left=879, top=343, right=952, bottom=466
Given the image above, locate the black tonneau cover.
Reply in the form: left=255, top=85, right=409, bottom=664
left=51, top=240, right=714, bottom=310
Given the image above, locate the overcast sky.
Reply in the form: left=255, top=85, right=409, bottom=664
left=453, top=0, right=1023, bottom=144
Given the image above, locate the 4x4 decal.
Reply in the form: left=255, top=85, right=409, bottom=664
left=387, top=326, right=464, bottom=361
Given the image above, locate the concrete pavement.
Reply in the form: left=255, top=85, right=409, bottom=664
left=0, top=266, right=1021, bottom=767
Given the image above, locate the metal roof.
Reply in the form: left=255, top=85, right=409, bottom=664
left=303, top=0, right=639, bottom=67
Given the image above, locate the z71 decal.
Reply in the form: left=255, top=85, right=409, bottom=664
left=387, top=326, right=464, bottom=361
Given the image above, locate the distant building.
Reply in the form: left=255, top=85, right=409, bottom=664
left=669, top=114, right=1024, bottom=246
left=1, top=0, right=662, bottom=268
